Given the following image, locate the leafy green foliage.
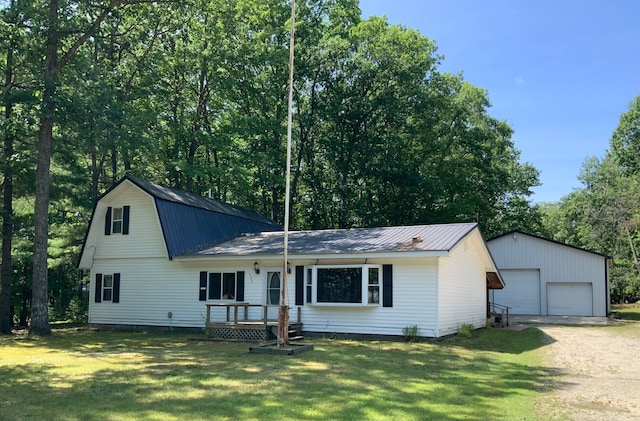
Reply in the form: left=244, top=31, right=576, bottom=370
left=457, top=323, right=475, bottom=339
left=540, top=95, right=640, bottom=303
left=1, top=0, right=540, bottom=324
left=402, top=324, right=420, bottom=342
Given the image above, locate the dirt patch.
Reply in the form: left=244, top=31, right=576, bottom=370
left=537, top=322, right=640, bottom=420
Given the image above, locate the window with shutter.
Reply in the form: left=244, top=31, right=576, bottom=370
left=305, top=264, right=384, bottom=306
left=383, top=264, right=393, bottom=307
left=95, top=273, right=121, bottom=303
left=104, top=208, right=112, bottom=236
left=105, top=206, right=130, bottom=235
left=95, top=274, right=103, bottom=303
left=199, top=272, right=207, bottom=301
left=295, top=266, right=304, bottom=306
left=202, top=271, right=244, bottom=301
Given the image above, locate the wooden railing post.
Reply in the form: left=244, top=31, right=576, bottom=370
left=263, top=305, right=268, bottom=330
left=206, top=305, right=211, bottom=324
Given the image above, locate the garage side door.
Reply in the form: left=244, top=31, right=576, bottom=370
left=547, top=282, right=593, bottom=316
left=492, top=269, right=540, bottom=315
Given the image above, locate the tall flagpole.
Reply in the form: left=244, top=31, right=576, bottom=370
left=278, top=0, right=295, bottom=347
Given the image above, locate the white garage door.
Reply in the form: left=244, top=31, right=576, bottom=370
left=547, top=282, right=593, bottom=316
left=492, top=269, right=540, bottom=315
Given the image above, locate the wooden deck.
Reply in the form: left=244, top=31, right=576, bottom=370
left=205, top=303, right=302, bottom=341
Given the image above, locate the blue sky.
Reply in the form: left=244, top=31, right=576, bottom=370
left=359, top=0, right=640, bottom=203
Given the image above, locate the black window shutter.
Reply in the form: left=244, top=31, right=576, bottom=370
left=104, top=207, right=112, bottom=235
left=209, top=273, right=221, bottom=300
left=236, top=271, right=245, bottom=301
left=295, top=265, right=304, bottom=306
left=95, top=274, right=102, bottom=303
left=112, top=273, right=121, bottom=303
left=122, top=206, right=130, bottom=235
left=198, top=271, right=207, bottom=301
left=382, top=264, right=393, bottom=307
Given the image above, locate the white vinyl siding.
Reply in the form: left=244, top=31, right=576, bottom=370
left=437, top=237, right=488, bottom=336
left=79, top=181, right=167, bottom=269
left=89, top=248, right=493, bottom=338
left=298, top=258, right=438, bottom=337
left=84, top=181, right=498, bottom=337
left=89, top=260, right=258, bottom=327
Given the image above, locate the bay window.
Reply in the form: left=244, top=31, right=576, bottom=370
left=307, top=265, right=382, bottom=306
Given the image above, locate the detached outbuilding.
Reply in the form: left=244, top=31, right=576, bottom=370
left=487, top=231, right=612, bottom=317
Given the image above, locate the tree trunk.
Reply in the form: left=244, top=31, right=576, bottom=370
left=30, top=0, right=121, bottom=335
left=624, top=225, right=640, bottom=276
left=0, top=40, right=15, bottom=334
left=30, top=0, right=59, bottom=336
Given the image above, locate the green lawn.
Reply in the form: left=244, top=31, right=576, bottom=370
left=612, top=303, right=640, bottom=320
left=0, top=327, right=551, bottom=421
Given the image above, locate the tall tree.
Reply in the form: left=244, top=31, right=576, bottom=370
left=292, top=14, right=539, bottom=233
left=5, top=0, right=543, bottom=324
left=610, top=95, right=640, bottom=175
left=541, top=95, right=640, bottom=302
left=31, top=0, right=147, bottom=335
left=1, top=0, right=39, bottom=334
left=0, top=2, right=20, bottom=334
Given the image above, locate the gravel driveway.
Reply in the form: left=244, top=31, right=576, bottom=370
left=536, top=321, right=640, bottom=420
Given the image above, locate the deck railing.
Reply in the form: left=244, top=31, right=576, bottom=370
left=205, top=303, right=301, bottom=327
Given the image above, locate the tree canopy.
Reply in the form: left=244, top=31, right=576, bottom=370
left=0, top=0, right=540, bottom=331
left=542, top=95, right=640, bottom=302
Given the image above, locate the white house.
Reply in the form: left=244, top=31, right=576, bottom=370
left=78, top=176, right=504, bottom=339
left=487, top=231, right=612, bottom=317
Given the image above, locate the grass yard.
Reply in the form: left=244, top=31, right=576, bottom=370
left=612, top=303, right=640, bottom=320
left=0, top=327, right=550, bottom=421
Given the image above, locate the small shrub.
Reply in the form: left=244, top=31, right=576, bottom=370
left=458, top=323, right=475, bottom=339
left=402, top=325, right=420, bottom=342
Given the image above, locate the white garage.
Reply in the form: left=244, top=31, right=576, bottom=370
left=487, top=231, right=611, bottom=317
left=491, top=269, right=540, bottom=314
left=547, top=282, right=593, bottom=316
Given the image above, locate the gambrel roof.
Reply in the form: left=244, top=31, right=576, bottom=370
left=124, top=176, right=275, bottom=225
left=78, top=175, right=281, bottom=266
left=122, top=176, right=281, bottom=258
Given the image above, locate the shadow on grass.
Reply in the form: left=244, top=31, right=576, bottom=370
left=612, top=304, right=640, bottom=321
left=0, top=327, right=555, bottom=421
left=448, top=326, right=555, bottom=354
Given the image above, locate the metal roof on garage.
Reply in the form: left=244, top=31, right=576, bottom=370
left=179, top=222, right=479, bottom=257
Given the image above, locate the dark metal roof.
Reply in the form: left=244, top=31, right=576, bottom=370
left=125, top=175, right=277, bottom=226
left=102, top=175, right=281, bottom=259
left=156, top=198, right=280, bottom=258
left=181, top=223, right=478, bottom=257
